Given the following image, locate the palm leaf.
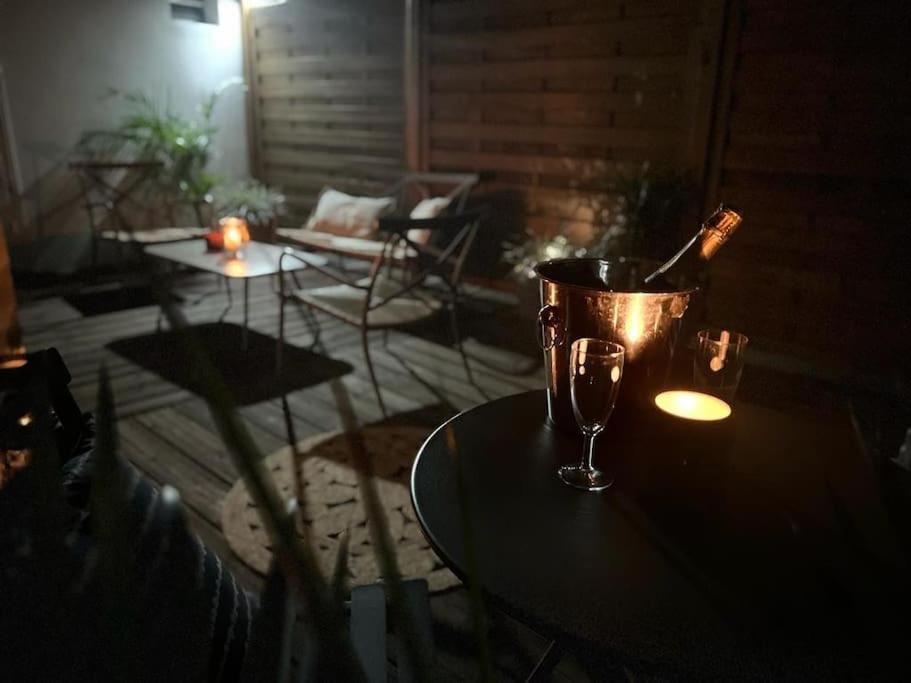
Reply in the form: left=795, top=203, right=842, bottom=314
left=156, top=294, right=365, bottom=681
left=446, top=424, right=495, bottom=682
left=328, top=379, right=433, bottom=682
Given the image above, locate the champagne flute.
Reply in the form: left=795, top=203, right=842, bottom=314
left=559, top=338, right=625, bottom=492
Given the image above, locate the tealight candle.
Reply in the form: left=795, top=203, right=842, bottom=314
left=654, top=390, right=731, bottom=422
left=223, top=225, right=243, bottom=254
left=221, top=217, right=250, bottom=256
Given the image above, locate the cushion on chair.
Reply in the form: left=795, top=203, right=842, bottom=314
left=316, top=235, right=416, bottom=259
left=100, top=227, right=210, bottom=243
left=305, top=188, right=396, bottom=238
left=406, top=197, right=451, bottom=245
left=277, top=228, right=417, bottom=261
left=292, top=276, right=441, bottom=328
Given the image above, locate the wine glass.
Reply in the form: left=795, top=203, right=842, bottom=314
left=559, top=338, right=625, bottom=492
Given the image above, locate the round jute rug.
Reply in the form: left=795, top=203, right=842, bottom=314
left=221, top=426, right=460, bottom=593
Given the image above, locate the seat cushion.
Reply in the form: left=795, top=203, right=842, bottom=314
left=305, top=187, right=396, bottom=238
left=277, top=228, right=417, bottom=261
left=293, top=277, right=441, bottom=328
left=100, top=227, right=209, bottom=243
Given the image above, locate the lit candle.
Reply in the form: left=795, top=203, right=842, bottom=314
left=221, top=217, right=249, bottom=256
left=223, top=225, right=242, bottom=254
left=654, top=390, right=731, bottom=421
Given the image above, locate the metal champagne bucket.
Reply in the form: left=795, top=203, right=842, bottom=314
left=535, top=258, right=696, bottom=432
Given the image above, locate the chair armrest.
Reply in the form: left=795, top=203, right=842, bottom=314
left=278, top=248, right=372, bottom=289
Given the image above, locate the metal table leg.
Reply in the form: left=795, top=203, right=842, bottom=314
left=218, top=277, right=234, bottom=323
left=242, top=278, right=249, bottom=351
left=155, top=261, right=178, bottom=334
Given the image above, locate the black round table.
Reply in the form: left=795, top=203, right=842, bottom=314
left=411, top=390, right=911, bottom=679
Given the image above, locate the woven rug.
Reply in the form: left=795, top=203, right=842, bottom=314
left=221, top=426, right=460, bottom=593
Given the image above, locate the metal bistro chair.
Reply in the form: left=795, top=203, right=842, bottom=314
left=69, top=159, right=163, bottom=268
left=277, top=211, right=482, bottom=417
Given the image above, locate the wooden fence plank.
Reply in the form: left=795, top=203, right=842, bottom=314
left=248, top=0, right=405, bottom=211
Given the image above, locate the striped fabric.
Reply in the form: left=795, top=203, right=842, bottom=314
left=59, top=416, right=255, bottom=681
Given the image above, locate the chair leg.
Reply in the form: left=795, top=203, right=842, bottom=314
left=303, top=304, right=322, bottom=350
left=219, top=277, right=234, bottom=323
left=361, top=327, right=387, bottom=419
left=276, top=294, right=286, bottom=373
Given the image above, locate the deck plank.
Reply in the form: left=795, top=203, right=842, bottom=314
left=18, top=269, right=566, bottom=681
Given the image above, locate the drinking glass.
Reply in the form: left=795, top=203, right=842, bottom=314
left=694, top=328, right=748, bottom=402
left=559, top=338, right=625, bottom=492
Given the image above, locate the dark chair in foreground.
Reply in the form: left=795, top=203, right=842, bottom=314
left=277, top=212, right=482, bottom=417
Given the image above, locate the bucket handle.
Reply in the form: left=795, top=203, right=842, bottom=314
left=537, top=304, right=565, bottom=351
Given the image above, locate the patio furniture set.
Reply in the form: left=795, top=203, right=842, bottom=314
left=139, top=172, right=481, bottom=416
left=59, top=165, right=911, bottom=679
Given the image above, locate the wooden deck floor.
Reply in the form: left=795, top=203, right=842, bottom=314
left=20, top=269, right=601, bottom=681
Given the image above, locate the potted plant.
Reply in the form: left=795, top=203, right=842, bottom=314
left=501, top=163, right=690, bottom=329
left=588, top=162, right=691, bottom=260
left=211, top=180, right=286, bottom=243
left=77, top=80, right=242, bottom=226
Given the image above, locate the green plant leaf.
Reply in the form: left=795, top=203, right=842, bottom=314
left=328, top=379, right=433, bottom=682
left=154, top=290, right=366, bottom=681
left=446, top=424, right=495, bottom=682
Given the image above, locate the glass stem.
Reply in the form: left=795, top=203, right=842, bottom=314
left=582, top=433, right=596, bottom=471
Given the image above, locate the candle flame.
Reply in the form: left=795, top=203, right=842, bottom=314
left=221, top=217, right=250, bottom=254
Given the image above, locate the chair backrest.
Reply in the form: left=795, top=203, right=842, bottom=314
left=385, top=172, right=479, bottom=216
left=364, top=211, right=482, bottom=308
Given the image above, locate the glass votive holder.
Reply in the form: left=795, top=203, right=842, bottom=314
left=694, top=329, right=748, bottom=403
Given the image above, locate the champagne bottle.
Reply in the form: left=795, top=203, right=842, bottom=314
left=641, top=204, right=743, bottom=289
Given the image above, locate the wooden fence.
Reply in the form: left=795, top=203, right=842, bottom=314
left=244, top=0, right=911, bottom=368
left=702, top=0, right=911, bottom=366
left=421, top=0, right=725, bottom=241
left=244, top=0, right=406, bottom=223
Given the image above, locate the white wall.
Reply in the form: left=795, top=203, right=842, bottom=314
left=0, top=0, right=249, bottom=270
